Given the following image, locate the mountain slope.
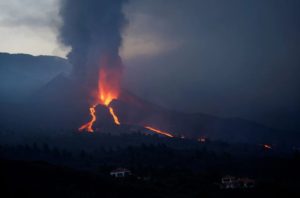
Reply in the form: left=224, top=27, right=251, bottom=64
left=0, top=53, right=71, bottom=102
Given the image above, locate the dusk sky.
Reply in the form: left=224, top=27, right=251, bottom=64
left=1, top=0, right=299, bottom=129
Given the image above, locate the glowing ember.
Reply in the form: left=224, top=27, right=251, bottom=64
left=78, top=105, right=97, bottom=132
left=263, top=144, right=272, bottom=149
left=109, top=107, right=120, bottom=125
left=145, top=126, right=174, bottom=138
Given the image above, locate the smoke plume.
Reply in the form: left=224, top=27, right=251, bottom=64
left=58, top=0, right=128, bottom=95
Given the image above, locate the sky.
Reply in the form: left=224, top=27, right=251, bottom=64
left=0, top=0, right=299, bottom=130
left=0, top=0, right=68, bottom=56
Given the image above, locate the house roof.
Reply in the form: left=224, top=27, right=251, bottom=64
left=110, top=168, right=131, bottom=173
left=222, top=175, right=235, bottom=179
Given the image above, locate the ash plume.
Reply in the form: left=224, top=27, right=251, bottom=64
left=58, top=0, right=128, bottom=93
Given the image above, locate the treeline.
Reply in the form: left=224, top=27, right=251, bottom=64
left=1, top=140, right=299, bottom=177
left=1, top=148, right=300, bottom=198
left=1, top=134, right=300, bottom=198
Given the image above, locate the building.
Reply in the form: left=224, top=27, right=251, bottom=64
left=110, top=168, right=132, bottom=178
left=220, top=175, right=255, bottom=189
left=237, top=178, right=255, bottom=189
left=220, top=175, right=237, bottom=189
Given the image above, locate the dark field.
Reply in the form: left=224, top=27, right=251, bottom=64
left=1, top=133, right=300, bottom=198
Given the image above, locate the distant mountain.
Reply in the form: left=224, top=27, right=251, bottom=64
left=0, top=53, right=71, bottom=102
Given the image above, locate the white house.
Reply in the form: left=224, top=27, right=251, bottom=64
left=221, top=175, right=237, bottom=189
left=220, top=175, right=255, bottom=189
left=110, top=168, right=132, bottom=178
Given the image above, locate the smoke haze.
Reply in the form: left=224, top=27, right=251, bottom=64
left=58, top=0, right=127, bottom=92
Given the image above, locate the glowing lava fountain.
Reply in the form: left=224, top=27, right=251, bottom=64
left=78, top=57, right=174, bottom=138
left=79, top=59, right=122, bottom=132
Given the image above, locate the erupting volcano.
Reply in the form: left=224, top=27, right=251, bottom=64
left=59, top=0, right=175, bottom=138
left=78, top=57, right=175, bottom=138
left=78, top=61, right=174, bottom=138
left=79, top=57, right=122, bottom=132
left=58, top=0, right=127, bottom=133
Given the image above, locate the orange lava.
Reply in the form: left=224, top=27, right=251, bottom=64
left=145, top=126, right=174, bottom=138
left=79, top=56, right=122, bottom=132
left=98, top=61, right=121, bottom=106
left=78, top=105, right=97, bottom=132
left=109, top=107, right=120, bottom=125
left=99, top=64, right=122, bottom=126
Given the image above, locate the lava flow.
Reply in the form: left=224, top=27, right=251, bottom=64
left=79, top=58, right=122, bottom=132
left=145, top=126, right=174, bottom=138
left=109, top=107, right=120, bottom=125
left=78, top=105, right=97, bottom=132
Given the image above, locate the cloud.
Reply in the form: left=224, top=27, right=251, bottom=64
left=0, top=0, right=67, bottom=57
left=0, top=0, right=60, bottom=27
left=120, top=12, right=181, bottom=60
left=58, top=0, right=128, bottom=93
left=122, top=0, right=300, bottom=121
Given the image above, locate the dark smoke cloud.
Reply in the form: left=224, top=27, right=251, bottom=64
left=123, top=0, right=300, bottom=131
left=58, top=0, right=127, bottom=91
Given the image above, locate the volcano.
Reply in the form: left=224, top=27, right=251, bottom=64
left=0, top=70, right=296, bottom=145
left=0, top=52, right=290, bottom=145
left=10, top=72, right=289, bottom=145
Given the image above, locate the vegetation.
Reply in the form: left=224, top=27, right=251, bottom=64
left=1, top=132, right=300, bottom=197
